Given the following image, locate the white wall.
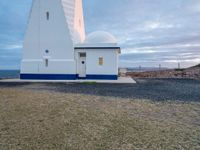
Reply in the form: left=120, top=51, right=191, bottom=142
left=73, top=0, right=85, bottom=42
left=62, top=0, right=85, bottom=43
left=76, top=49, right=118, bottom=75
left=21, top=0, right=76, bottom=74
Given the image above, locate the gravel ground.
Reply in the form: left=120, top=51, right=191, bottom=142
left=0, top=78, right=200, bottom=102
left=0, top=78, right=200, bottom=149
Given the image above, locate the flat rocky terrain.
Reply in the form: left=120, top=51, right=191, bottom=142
left=0, top=79, right=200, bottom=150
left=127, top=65, right=200, bottom=79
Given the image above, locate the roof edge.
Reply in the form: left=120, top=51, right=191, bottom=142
left=74, top=47, right=120, bottom=49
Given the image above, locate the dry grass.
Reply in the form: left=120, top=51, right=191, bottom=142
left=0, top=88, right=200, bottom=150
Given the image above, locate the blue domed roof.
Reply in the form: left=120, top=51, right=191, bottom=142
left=84, top=31, right=117, bottom=44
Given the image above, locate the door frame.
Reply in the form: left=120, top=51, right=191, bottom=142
left=78, top=52, right=86, bottom=78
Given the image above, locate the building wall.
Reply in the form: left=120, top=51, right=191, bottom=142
left=21, top=0, right=76, bottom=75
left=21, top=0, right=119, bottom=80
left=75, top=49, right=119, bottom=76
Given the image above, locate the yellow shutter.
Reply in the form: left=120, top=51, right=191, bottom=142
left=99, top=57, right=103, bottom=66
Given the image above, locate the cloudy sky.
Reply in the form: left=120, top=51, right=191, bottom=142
left=0, top=0, right=200, bottom=69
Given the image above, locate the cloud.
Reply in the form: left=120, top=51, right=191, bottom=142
left=123, top=49, right=162, bottom=54
left=0, top=1, right=31, bottom=69
left=0, top=43, right=23, bottom=50
left=187, top=0, right=200, bottom=13
left=0, top=0, right=200, bottom=69
left=141, top=21, right=175, bottom=31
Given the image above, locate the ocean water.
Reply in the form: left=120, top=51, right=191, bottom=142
left=0, top=70, right=20, bottom=79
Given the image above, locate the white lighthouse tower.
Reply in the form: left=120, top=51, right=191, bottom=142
left=21, top=0, right=120, bottom=80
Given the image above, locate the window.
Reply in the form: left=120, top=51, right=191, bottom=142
left=80, top=53, right=86, bottom=57
left=45, top=59, right=48, bottom=67
left=46, top=12, right=49, bottom=20
left=99, top=57, right=103, bottom=66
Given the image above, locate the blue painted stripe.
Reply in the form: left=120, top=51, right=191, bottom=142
left=86, top=75, right=118, bottom=80
left=20, top=74, right=77, bottom=80
left=20, top=74, right=118, bottom=80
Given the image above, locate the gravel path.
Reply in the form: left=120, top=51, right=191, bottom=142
left=0, top=78, right=200, bottom=102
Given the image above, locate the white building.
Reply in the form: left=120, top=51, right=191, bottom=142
left=20, top=0, right=120, bottom=80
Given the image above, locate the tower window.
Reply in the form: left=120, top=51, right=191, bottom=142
left=99, top=57, right=103, bottom=66
left=45, top=59, right=48, bottom=67
left=46, top=12, right=49, bottom=20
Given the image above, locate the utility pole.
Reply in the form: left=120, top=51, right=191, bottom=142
left=177, top=55, right=182, bottom=70
left=139, top=65, right=142, bottom=72
left=178, top=62, right=181, bottom=69
left=159, top=64, right=161, bottom=71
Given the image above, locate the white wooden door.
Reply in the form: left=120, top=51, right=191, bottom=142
left=78, top=53, right=86, bottom=78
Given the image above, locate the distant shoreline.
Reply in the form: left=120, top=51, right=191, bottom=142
left=0, top=70, right=20, bottom=79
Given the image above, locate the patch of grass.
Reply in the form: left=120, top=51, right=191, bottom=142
left=175, top=68, right=185, bottom=71
left=0, top=88, right=200, bottom=150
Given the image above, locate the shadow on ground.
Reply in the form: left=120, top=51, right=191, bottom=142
left=0, top=78, right=200, bottom=102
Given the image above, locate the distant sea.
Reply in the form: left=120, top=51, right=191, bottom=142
left=0, top=70, right=20, bottom=79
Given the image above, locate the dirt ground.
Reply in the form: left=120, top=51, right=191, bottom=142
left=0, top=79, right=200, bottom=150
